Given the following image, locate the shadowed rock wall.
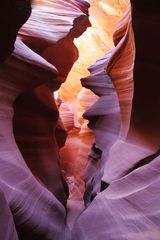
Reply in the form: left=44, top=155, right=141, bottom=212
left=0, top=0, right=160, bottom=239
left=0, top=0, right=90, bottom=239
left=72, top=1, right=160, bottom=239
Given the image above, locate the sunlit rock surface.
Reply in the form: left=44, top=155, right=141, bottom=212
left=0, top=0, right=160, bottom=239
left=59, top=0, right=129, bottom=201
left=72, top=1, right=160, bottom=239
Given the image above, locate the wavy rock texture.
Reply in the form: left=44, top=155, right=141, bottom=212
left=0, top=42, right=66, bottom=240
left=0, top=190, right=18, bottom=240
left=0, top=0, right=90, bottom=239
left=69, top=2, right=132, bottom=203
left=72, top=154, right=160, bottom=240
left=1, top=0, right=160, bottom=239
left=59, top=0, right=129, bottom=203
left=72, top=1, right=160, bottom=239
left=81, top=52, right=121, bottom=203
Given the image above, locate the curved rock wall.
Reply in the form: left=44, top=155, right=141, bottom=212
left=72, top=1, right=160, bottom=239
left=59, top=0, right=129, bottom=202
left=0, top=44, right=66, bottom=239
left=0, top=0, right=160, bottom=239
left=0, top=0, right=90, bottom=239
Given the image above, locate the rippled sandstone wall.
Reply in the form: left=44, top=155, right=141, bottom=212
left=72, top=1, right=160, bottom=239
left=0, top=1, right=90, bottom=239
left=59, top=0, right=129, bottom=201
left=0, top=0, right=160, bottom=239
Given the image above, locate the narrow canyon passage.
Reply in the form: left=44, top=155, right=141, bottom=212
left=57, top=0, right=129, bottom=226
left=0, top=1, right=160, bottom=240
left=13, top=0, right=128, bottom=227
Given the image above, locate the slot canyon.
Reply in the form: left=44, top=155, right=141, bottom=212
left=0, top=0, right=160, bottom=239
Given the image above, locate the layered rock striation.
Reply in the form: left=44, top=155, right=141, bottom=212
left=0, top=0, right=160, bottom=239
left=72, top=1, right=160, bottom=239
left=0, top=0, right=90, bottom=239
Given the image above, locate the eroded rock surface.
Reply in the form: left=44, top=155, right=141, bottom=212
left=72, top=1, right=160, bottom=239
left=0, top=0, right=90, bottom=239
left=0, top=0, right=160, bottom=239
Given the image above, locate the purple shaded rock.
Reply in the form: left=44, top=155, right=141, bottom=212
left=0, top=190, right=18, bottom=240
